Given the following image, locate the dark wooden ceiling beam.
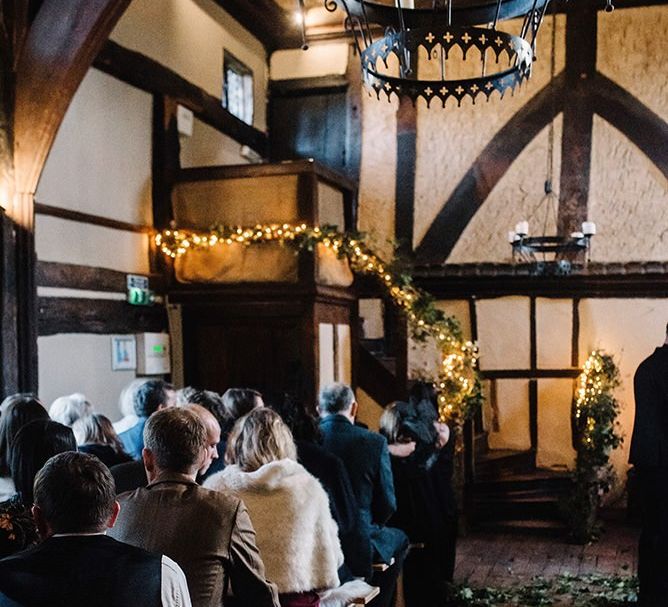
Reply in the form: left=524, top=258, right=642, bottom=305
left=94, top=40, right=268, bottom=155
left=215, top=0, right=301, bottom=52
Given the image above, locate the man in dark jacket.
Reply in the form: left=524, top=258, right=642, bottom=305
left=630, top=326, right=668, bottom=606
left=318, top=383, right=408, bottom=607
left=0, top=452, right=191, bottom=607
left=110, top=407, right=279, bottom=607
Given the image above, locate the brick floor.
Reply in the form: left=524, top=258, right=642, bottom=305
left=454, top=521, right=639, bottom=588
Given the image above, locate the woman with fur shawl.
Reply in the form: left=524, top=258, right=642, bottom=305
left=204, top=408, right=347, bottom=607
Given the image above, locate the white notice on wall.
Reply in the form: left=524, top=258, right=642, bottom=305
left=111, top=335, right=137, bottom=371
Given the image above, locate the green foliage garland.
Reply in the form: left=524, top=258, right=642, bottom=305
left=565, top=350, right=623, bottom=543
left=156, top=223, right=483, bottom=425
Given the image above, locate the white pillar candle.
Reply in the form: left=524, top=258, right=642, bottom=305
left=515, top=221, right=529, bottom=236
left=582, top=221, right=597, bottom=236
left=508, top=231, right=518, bottom=243
left=571, top=231, right=585, bottom=239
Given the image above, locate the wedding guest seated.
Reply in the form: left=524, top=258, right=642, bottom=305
left=73, top=413, right=132, bottom=468
left=178, top=388, right=226, bottom=478
left=267, top=392, right=358, bottom=580
left=0, top=395, right=49, bottom=502
left=49, top=393, right=93, bottom=427
left=110, top=407, right=279, bottom=607
left=204, top=408, right=351, bottom=607
left=0, top=419, right=76, bottom=559
left=182, top=404, right=221, bottom=479
left=119, top=380, right=176, bottom=460
left=318, top=383, right=409, bottom=607
left=113, top=379, right=147, bottom=435
left=380, top=397, right=454, bottom=607
left=0, top=452, right=191, bottom=607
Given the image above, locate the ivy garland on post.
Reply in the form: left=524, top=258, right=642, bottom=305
left=156, top=223, right=482, bottom=425
left=565, top=350, right=623, bottom=544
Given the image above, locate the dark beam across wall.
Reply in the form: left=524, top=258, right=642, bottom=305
left=215, top=0, right=302, bottom=52
left=94, top=40, right=268, bottom=155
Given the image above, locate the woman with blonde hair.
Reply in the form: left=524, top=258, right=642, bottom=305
left=73, top=413, right=131, bottom=468
left=204, top=408, right=371, bottom=607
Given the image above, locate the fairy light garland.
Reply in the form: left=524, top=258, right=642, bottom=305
left=156, top=223, right=481, bottom=425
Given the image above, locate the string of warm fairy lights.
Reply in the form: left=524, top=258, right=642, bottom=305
left=156, top=223, right=481, bottom=424
left=573, top=350, right=620, bottom=450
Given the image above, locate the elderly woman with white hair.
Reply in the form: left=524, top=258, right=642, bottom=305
left=204, top=408, right=372, bottom=607
left=48, top=393, right=92, bottom=427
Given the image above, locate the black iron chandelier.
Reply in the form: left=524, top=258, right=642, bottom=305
left=508, top=2, right=597, bottom=276
left=296, top=0, right=554, bottom=106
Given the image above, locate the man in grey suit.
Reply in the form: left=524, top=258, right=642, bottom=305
left=110, top=407, right=279, bottom=607
left=630, top=324, right=668, bottom=606
left=318, top=383, right=408, bottom=607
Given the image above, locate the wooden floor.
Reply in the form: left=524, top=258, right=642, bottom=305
left=454, top=521, right=639, bottom=588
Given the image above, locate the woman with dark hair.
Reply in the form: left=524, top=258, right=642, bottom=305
left=0, top=419, right=76, bottom=558
left=73, top=413, right=132, bottom=468
left=0, top=395, right=50, bottom=501
left=378, top=381, right=457, bottom=607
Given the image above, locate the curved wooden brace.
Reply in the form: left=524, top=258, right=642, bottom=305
left=13, top=0, right=131, bottom=198
left=415, top=73, right=565, bottom=266
left=592, top=72, right=668, bottom=181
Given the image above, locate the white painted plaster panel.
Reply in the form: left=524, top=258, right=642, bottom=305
left=487, top=379, right=531, bottom=451
left=36, top=215, right=150, bottom=275
left=579, top=298, right=668, bottom=492
left=180, top=117, right=252, bottom=167
left=537, top=378, right=576, bottom=470
left=448, top=116, right=563, bottom=263
left=588, top=116, right=668, bottom=262
left=319, top=323, right=335, bottom=391
left=270, top=44, right=349, bottom=80
left=38, top=334, right=142, bottom=422
left=408, top=300, right=471, bottom=378
left=414, top=15, right=566, bottom=249
left=536, top=298, right=572, bottom=369
left=359, top=299, right=384, bottom=340
left=476, top=297, right=531, bottom=370
left=111, top=0, right=268, bottom=130
left=336, top=324, right=352, bottom=385
left=598, top=6, right=668, bottom=123
left=36, top=69, right=152, bottom=226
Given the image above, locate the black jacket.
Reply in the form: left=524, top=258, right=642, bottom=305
left=0, top=535, right=162, bottom=607
left=630, top=345, right=668, bottom=467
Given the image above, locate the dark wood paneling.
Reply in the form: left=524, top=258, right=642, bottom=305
left=271, top=76, right=349, bottom=96
left=38, top=297, right=167, bottom=336
left=481, top=369, right=581, bottom=379
left=36, top=261, right=165, bottom=294
left=152, top=96, right=179, bottom=230
left=415, top=74, right=565, bottom=265
left=94, top=40, right=268, bottom=155
left=571, top=298, right=580, bottom=367
left=558, top=4, right=597, bottom=236
left=395, top=96, right=417, bottom=255
left=213, top=0, right=301, bottom=52
left=34, top=202, right=152, bottom=233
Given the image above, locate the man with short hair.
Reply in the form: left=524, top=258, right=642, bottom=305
left=0, top=452, right=191, bottom=607
left=119, top=379, right=176, bottom=460
left=183, top=403, right=221, bottom=477
left=630, top=323, right=668, bottom=606
left=110, top=407, right=279, bottom=607
left=319, top=382, right=408, bottom=607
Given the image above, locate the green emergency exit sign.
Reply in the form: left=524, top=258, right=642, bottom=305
left=126, top=275, right=153, bottom=306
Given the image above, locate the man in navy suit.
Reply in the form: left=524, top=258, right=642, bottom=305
left=630, top=325, right=668, bottom=606
left=319, top=383, right=408, bottom=607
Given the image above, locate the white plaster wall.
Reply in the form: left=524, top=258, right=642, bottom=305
left=598, top=6, right=668, bottom=123
left=579, top=298, right=668, bottom=490
left=408, top=299, right=471, bottom=378
left=271, top=43, right=350, bottom=80
left=476, top=297, right=531, bottom=370
left=487, top=379, right=531, bottom=451
left=414, top=15, right=566, bottom=250
left=448, top=115, right=564, bottom=263
left=38, top=335, right=139, bottom=422
left=36, top=216, right=150, bottom=275
left=537, top=378, right=576, bottom=470
left=111, top=0, right=268, bottom=130
left=536, top=298, right=572, bottom=369
left=36, top=69, right=153, bottom=226
left=588, top=116, right=668, bottom=262
left=180, top=117, right=251, bottom=167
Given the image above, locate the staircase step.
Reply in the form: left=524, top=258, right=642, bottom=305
left=473, top=470, right=573, bottom=494
left=475, top=449, right=536, bottom=479
left=474, top=519, right=568, bottom=537
left=474, top=497, right=563, bottom=521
